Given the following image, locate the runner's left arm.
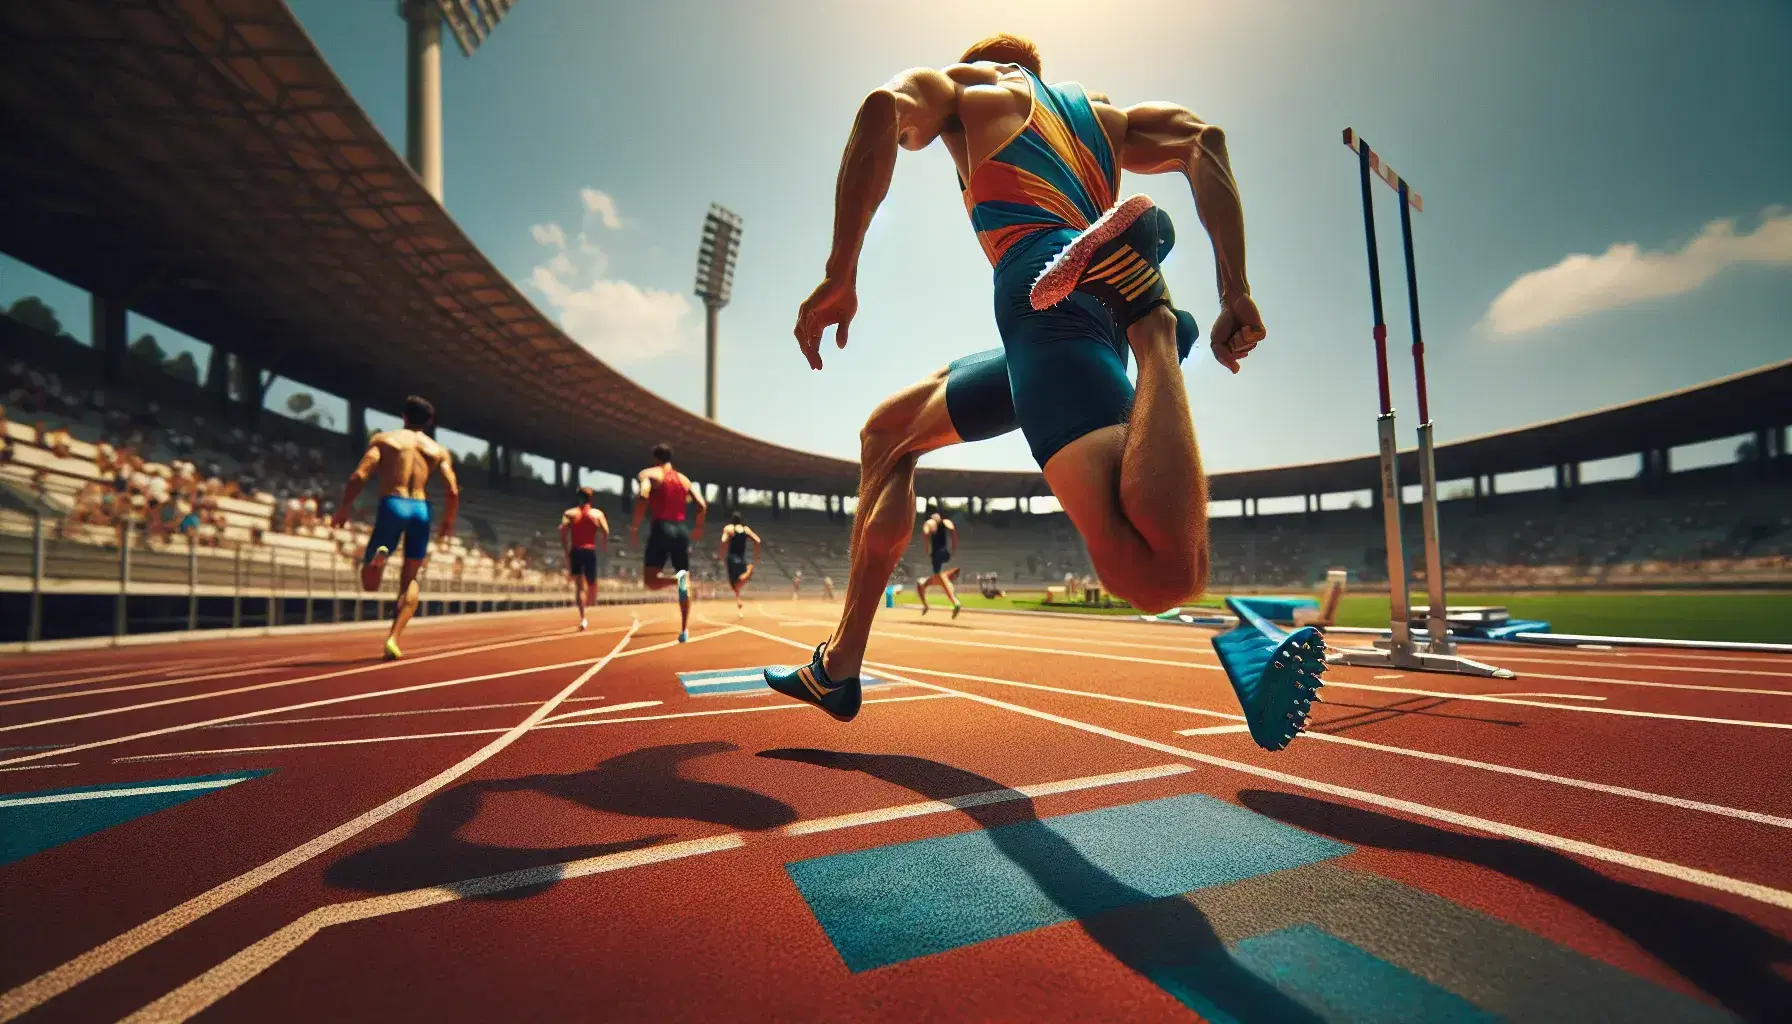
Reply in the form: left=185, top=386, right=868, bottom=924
left=559, top=511, right=574, bottom=563
left=1117, top=101, right=1263, bottom=372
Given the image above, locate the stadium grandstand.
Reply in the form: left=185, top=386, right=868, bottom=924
left=0, top=0, right=1787, bottom=647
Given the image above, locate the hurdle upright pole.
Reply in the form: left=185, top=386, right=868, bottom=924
left=1396, top=178, right=1454, bottom=654
left=1345, top=127, right=1412, bottom=656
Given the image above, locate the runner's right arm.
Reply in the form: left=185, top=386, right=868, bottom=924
left=686, top=474, right=707, bottom=540
left=331, top=441, right=381, bottom=529
left=560, top=511, right=575, bottom=564
left=629, top=470, right=651, bottom=536
left=795, top=67, right=959, bottom=369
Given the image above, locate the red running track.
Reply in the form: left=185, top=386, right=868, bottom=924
left=0, top=601, right=1788, bottom=1022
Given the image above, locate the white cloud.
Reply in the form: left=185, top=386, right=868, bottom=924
left=579, top=188, right=624, bottom=230
left=1482, top=208, right=1792, bottom=335
left=530, top=222, right=566, bottom=250
left=525, top=194, right=690, bottom=366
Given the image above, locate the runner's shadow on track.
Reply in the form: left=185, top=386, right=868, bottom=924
left=759, top=748, right=1324, bottom=1023
left=1238, top=789, right=1792, bottom=1022
left=327, top=741, right=797, bottom=901
left=1313, top=698, right=1524, bottom=734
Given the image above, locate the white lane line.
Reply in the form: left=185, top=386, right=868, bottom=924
left=855, top=616, right=1792, bottom=700
left=1488, top=692, right=1607, bottom=702
left=1485, top=655, right=1792, bottom=679
left=1321, top=679, right=1792, bottom=731
left=0, top=621, right=703, bottom=770
left=0, top=656, right=605, bottom=769
left=1292, top=732, right=1792, bottom=831
left=122, top=762, right=1187, bottom=1022
left=0, top=620, right=641, bottom=1024
left=113, top=702, right=665, bottom=762
left=0, top=659, right=232, bottom=694
left=864, top=663, right=1245, bottom=724
left=878, top=623, right=1216, bottom=656
left=1373, top=674, right=1404, bottom=680
left=736, top=623, right=1792, bottom=910
left=879, top=659, right=1792, bottom=832
left=204, top=696, right=618, bottom=729
left=112, top=694, right=957, bottom=765
left=527, top=701, right=664, bottom=725
left=0, top=667, right=292, bottom=708
left=0, top=626, right=631, bottom=742
left=0, top=762, right=81, bottom=773
left=1497, top=670, right=1792, bottom=698
left=0, top=777, right=249, bottom=808
left=784, top=763, right=1193, bottom=834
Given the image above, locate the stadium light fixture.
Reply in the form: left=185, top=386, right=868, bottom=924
left=398, top=1, right=516, bottom=200
left=694, top=204, right=744, bottom=421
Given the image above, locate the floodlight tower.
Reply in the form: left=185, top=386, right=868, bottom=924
left=399, top=0, right=516, bottom=201
left=694, top=204, right=744, bottom=421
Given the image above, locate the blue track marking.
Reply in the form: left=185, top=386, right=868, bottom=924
left=677, top=667, right=885, bottom=697
left=785, top=793, right=1350, bottom=972
left=1156, top=924, right=1498, bottom=1023
left=0, top=770, right=271, bottom=866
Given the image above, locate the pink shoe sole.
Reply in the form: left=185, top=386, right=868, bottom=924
left=1029, top=194, right=1158, bottom=311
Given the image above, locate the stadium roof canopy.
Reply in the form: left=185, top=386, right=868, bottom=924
left=0, top=2, right=1786, bottom=505
left=0, top=0, right=997, bottom=495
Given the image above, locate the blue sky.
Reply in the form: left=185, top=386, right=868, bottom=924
left=4, top=0, right=1788, bottom=482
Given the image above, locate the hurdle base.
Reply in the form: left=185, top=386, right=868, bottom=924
left=1328, top=638, right=1515, bottom=679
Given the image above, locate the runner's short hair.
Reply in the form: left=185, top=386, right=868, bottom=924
left=652, top=443, right=673, bottom=464
left=577, top=486, right=594, bottom=504
left=402, top=395, right=435, bottom=428
left=960, top=33, right=1040, bottom=77
left=926, top=504, right=941, bottom=517
left=731, top=511, right=743, bottom=526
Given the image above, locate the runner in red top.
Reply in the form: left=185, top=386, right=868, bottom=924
left=559, top=486, right=611, bottom=631
left=629, top=442, right=707, bottom=642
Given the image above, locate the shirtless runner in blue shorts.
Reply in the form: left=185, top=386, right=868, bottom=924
left=766, top=34, right=1320, bottom=748
left=332, top=395, right=460, bottom=660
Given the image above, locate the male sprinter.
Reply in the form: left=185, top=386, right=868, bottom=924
left=560, top=486, right=610, bottom=630
left=332, top=395, right=458, bottom=660
left=630, top=443, right=706, bottom=642
left=915, top=506, right=962, bottom=618
left=718, top=511, right=760, bottom=617
left=768, top=35, right=1314, bottom=747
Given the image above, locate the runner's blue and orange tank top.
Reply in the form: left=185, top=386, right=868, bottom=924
left=958, top=66, right=1120, bottom=267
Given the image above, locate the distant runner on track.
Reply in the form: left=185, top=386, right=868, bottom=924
left=630, top=443, right=706, bottom=642
left=915, top=506, right=962, bottom=618
left=560, top=486, right=610, bottom=631
left=332, top=395, right=459, bottom=661
left=718, top=511, right=761, bottom=618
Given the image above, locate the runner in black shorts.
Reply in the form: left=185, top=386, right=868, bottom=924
left=916, top=506, right=962, bottom=618
left=630, top=443, right=706, bottom=643
left=560, top=486, right=610, bottom=631
left=718, top=512, right=761, bottom=618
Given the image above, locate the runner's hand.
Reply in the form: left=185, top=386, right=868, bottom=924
left=437, top=521, right=454, bottom=543
left=794, top=274, right=858, bottom=370
left=329, top=508, right=349, bottom=530
left=1209, top=294, right=1266, bottom=375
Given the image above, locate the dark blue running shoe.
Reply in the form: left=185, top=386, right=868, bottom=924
left=764, top=644, right=862, bottom=723
left=1211, top=598, right=1327, bottom=751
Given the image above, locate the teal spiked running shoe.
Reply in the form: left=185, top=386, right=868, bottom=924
left=764, top=644, right=862, bottom=723
left=1211, top=598, right=1327, bottom=751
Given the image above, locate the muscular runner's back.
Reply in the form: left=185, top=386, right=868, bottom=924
left=372, top=429, right=444, bottom=499
left=935, top=63, right=1126, bottom=187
